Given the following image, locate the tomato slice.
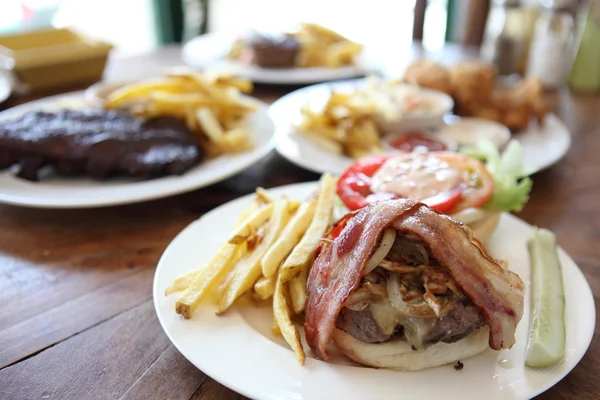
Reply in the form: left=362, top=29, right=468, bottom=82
left=336, top=152, right=495, bottom=214
left=435, top=153, right=495, bottom=213
left=336, top=154, right=397, bottom=210
left=421, top=186, right=462, bottom=214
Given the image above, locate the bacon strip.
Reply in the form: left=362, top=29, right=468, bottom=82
left=304, top=199, right=524, bottom=360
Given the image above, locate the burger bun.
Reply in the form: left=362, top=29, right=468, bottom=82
left=332, top=326, right=490, bottom=371
left=450, top=208, right=500, bottom=244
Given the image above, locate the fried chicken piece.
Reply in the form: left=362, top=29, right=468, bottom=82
left=403, top=59, right=453, bottom=94
left=449, top=61, right=497, bottom=111
left=403, top=58, right=548, bottom=132
left=489, top=77, right=548, bottom=131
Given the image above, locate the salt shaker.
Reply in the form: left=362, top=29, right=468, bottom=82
left=526, top=0, right=574, bottom=88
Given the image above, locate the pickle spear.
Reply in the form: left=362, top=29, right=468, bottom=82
left=525, top=228, right=566, bottom=367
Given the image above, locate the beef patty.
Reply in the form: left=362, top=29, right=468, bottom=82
left=337, top=302, right=485, bottom=346
left=0, top=109, right=203, bottom=181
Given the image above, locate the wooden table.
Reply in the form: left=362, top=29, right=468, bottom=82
left=0, top=46, right=598, bottom=400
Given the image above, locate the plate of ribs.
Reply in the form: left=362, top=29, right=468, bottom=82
left=0, top=92, right=275, bottom=208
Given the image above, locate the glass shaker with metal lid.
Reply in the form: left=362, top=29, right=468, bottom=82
left=526, top=0, right=574, bottom=88
left=482, top=0, right=541, bottom=76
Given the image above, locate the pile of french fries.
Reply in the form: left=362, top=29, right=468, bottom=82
left=297, top=90, right=385, bottom=159
left=295, top=23, right=363, bottom=68
left=104, top=69, right=258, bottom=156
left=166, top=174, right=337, bottom=365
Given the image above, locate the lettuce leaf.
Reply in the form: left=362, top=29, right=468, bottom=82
left=461, top=140, right=532, bottom=212
left=333, top=194, right=350, bottom=222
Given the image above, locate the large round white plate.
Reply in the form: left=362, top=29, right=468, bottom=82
left=182, top=33, right=369, bottom=85
left=0, top=92, right=275, bottom=208
left=154, top=181, right=595, bottom=400
left=271, top=80, right=571, bottom=175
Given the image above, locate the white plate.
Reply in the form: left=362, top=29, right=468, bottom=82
left=0, top=92, right=275, bottom=208
left=271, top=80, right=572, bottom=175
left=0, top=72, right=11, bottom=104
left=182, top=33, right=368, bottom=85
left=154, top=181, right=595, bottom=400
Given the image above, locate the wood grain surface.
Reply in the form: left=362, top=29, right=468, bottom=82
left=0, top=46, right=598, bottom=400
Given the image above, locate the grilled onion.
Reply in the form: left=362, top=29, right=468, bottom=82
left=387, top=273, right=456, bottom=317
left=344, top=288, right=372, bottom=311
left=364, top=228, right=396, bottom=275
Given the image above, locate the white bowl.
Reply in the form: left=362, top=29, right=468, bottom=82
left=382, top=130, right=458, bottom=153
left=438, top=117, right=511, bottom=149
left=376, top=87, right=454, bottom=133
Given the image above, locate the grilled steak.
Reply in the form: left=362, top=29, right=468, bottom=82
left=248, top=33, right=300, bottom=68
left=0, top=108, right=203, bottom=181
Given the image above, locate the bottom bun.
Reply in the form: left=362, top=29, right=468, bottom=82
left=468, top=212, right=500, bottom=244
left=332, top=326, right=490, bottom=371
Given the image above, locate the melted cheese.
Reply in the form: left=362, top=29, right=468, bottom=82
left=368, top=299, right=437, bottom=350
left=370, top=153, right=461, bottom=200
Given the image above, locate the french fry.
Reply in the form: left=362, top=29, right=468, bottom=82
left=325, top=41, right=363, bottom=68
left=289, top=267, right=309, bottom=314
left=301, top=23, right=348, bottom=44
left=166, top=68, right=253, bottom=93
left=253, top=274, right=277, bottom=300
left=196, top=107, right=225, bottom=146
left=346, top=144, right=380, bottom=159
left=218, top=199, right=291, bottom=313
left=104, top=69, right=257, bottom=157
left=164, top=268, right=201, bottom=296
left=298, top=85, right=386, bottom=158
left=273, top=270, right=306, bottom=365
left=184, top=107, right=199, bottom=132
left=288, top=200, right=301, bottom=213
left=105, top=78, right=188, bottom=109
left=170, top=200, right=258, bottom=311
left=255, top=187, right=274, bottom=204
left=300, top=130, right=344, bottom=154
left=221, top=128, right=254, bottom=152
left=149, top=92, right=214, bottom=107
left=272, top=314, right=281, bottom=336
left=175, top=242, right=239, bottom=319
left=227, top=204, right=274, bottom=245
left=214, top=264, right=237, bottom=301
left=261, top=200, right=317, bottom=278
left=280, top=173, right=336, bottom=283
left=206, top=85, right=258, bottom=112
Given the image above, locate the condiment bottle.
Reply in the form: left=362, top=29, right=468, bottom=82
left=482, top=0, right=541, bottom=76
left=526, top=0, right=574, bottom=89
left=568, top=1, right=600, bottom=92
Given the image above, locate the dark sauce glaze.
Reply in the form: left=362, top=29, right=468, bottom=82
left=0, top=109, right=203, bottom=181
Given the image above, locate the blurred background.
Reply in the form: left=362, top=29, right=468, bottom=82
left=0, top=0, right=492, bottom=56
left=0, top=0, right=595, bottom=92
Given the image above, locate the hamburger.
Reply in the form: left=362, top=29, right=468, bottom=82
left=304, top=199, right=525, bottom=370
left=335, top=140, right=532, bottom=243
